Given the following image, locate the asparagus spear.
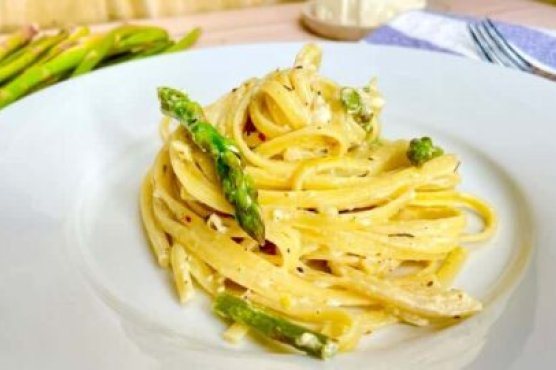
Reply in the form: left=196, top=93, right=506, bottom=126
left=111, top=26, right=169, bottom=55
left=71, top=25, right=145, bottom=76
left=0, top=46, right=27, bottom=68
left=0, top=31, right=68, bottom=84
left=36, top=26, right=90, bottom=65
left=0, top=25, right=38, bottom=63
left=0, top=35, right=43, bottom=68
left=70, top=25, right=153, bottom=75
left=102, top=27, right=200, bottom=66
left=0, top=36, right=102, bottom=109
left=157, top=87, right=265, bottom=244
left=71, top=31, right=116, bottom=77
left=214, top=293, right=338, bottom=359
left=164, top=27, right=202, bottom=54
left=133, top=40, right=173, bottom=58
left=103, top=40, right=173, bottom=66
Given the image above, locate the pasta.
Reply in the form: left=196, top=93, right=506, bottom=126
left=140, top=44, right=496, bottom=356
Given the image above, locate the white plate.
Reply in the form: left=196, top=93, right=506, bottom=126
left=0, top=43, right=555, bottom=370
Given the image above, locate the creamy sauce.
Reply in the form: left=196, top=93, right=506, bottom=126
left=311, top=94, right=331, bottom=124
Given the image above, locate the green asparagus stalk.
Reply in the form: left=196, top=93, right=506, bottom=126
left=0, top=25, right=200, bottom=109
left=214, top=293, right=338, bottom=359
left=35, top=26, right=90, bottom=65
left=69, top=25, right=140, bottom=75
left=157, top=87, right=265, bottom=244
left=0, top=35, right=43, bottom=68
left=71, top=25, right=147, bottom=76
left=102, top=26, right=200, bottom=66
left=94, top=42, right=167, bottom=68
left=71, top=32, right=116, bottom=77
left=27, top=74, right=63, bottom=95
left=0, top=36, right=102, bottom=109
left=111, top=26, right=169, bottom=55
left=164, top=27, right=201, bottom=54
left=129, top=40, right=173, bottom=59
left=0, top=47, right=26, bottom=68
left=0, top=25, right=38, bottom=63
left=0, top=31, right=68, bottom=84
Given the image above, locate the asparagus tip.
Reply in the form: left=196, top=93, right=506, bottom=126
left=251, top=220, right=265, bottom=246
left=157, top=86, right=177, bottom=114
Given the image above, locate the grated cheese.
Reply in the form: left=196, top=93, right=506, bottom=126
left=207, top=213, right=228, bottom=234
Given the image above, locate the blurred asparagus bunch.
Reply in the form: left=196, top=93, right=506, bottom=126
left=0, top=24, right=201, bottom=109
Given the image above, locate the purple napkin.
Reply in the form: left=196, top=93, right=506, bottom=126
left=364, top=10, right=556, bottom=72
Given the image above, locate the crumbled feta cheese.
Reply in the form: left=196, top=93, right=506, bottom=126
left=312, top=94, right=331, bottom=124
left=371, top=95, right=385, bottom=110
left=272, top=208, right=290, bottom=222
left=273, top=208, right=285, bottom=221
left=303, top=244, right=319, bottom=253
left=331, top=250, right=343, bottom=258
left=313, top=280, right=330, bottom=288
left=326, top=299, right=341, bottom=307
left=318, top=206, right=338, bottom=217
left=359, top=218, right=372, bottom=226
left=207, top=213, right=228, bottom=234
left=296, top=333, right=320, bottom=349
left=283, top=147, right=314, bottom=161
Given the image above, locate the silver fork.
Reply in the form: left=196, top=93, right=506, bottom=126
left=468, top=19, right=556, bottom=81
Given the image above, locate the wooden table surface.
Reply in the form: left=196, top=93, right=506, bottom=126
left=99, top=0, right=556, bottom=47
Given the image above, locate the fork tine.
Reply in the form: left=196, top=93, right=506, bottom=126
left=474, top=21, right=521, bottom=69
left=472, top=22, right=513, bottom=67
left=484, top=19, right=556, bottom=81
left=482, top=19, right=533, bottom=72
left=468, top=23, right=493, bottom=63
left=470, top=18, right=556, bottom=81
left=469, top=23, right=501, bottom=63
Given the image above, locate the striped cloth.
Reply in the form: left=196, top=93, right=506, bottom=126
left=364, top=10, right=556, bottom=72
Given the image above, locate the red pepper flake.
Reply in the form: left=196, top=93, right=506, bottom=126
left=258, top=132, right=266, bottom=141
left=183, top=215, right=192, bottom=223
left=259, top=241, right=277, bottom=255
left=231, top=237, right=243, bottom=244
left=244, top=119, right=256, bottom=134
